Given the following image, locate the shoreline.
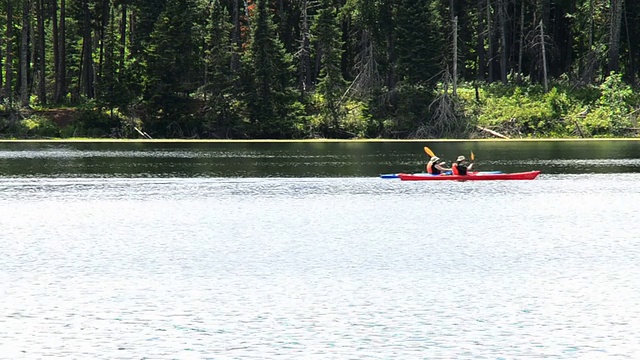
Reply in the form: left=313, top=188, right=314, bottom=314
left=0, top=137, right=639, bottom=143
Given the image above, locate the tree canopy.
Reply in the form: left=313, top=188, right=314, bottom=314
left=0, top=0, right=638, bottom=138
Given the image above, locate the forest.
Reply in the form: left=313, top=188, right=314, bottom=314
left=0, top=0, right=639, bottom=139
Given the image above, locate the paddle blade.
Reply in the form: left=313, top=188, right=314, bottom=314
left=424, top=146, right=435, bottom=158
left=471, top=151, right=475, bottom=161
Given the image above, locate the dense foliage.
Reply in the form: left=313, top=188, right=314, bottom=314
left=0, top=0, right=639, bottom=138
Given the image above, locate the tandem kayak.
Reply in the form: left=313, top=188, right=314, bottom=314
left=398, top=170, right=541, bottom=181
left=380, top=171, right=502, bottom=179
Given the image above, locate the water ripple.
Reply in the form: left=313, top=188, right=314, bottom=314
left=1, top=176, right=640, bottom=358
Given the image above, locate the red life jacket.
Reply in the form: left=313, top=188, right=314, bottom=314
left=452, top=162, right=468, bottom=175
left=451, top=162, right=460, bottom=175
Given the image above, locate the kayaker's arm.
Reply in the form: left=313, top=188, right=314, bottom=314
left=436, top=162, right=451, bottom=171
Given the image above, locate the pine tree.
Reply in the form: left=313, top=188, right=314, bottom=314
left=241, top=0, right=301, bottom=138
left=312, top=0, right=346, bottom=135
left=395, top=0, right=443, bottom=87
left=143, top=0, right=199, bottom=135
left=202, top=0, right=233, bottom=97
left=201, top=0, right=242, bottom=137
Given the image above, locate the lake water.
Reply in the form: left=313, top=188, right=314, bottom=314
left=1, top=140, right=640, bottom=359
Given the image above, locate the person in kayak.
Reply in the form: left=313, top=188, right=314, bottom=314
left=426, top=156, right=450, bottom=175
left=452, top=155, right=473, bottom=175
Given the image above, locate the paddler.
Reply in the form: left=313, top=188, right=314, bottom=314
left=426, top=156, right=450, bottom=175
left=451, top=155, right=473, bottom=175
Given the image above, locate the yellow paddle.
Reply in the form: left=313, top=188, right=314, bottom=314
left=470, top=151, right=475, bottom=172
left=424, top=146, right=436, bottom=158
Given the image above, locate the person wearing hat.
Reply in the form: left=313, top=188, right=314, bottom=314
left=452, top=155, right=473, bottom=175
left=426, top=156, right=450, bottom=175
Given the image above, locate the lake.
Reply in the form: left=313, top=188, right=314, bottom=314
left=1, top=139, right=640, bottom=177
left=1, top=140, right=640, bottom=359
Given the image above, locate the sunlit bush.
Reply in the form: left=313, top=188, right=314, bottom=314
left=20, top=115, right=60, bottom=138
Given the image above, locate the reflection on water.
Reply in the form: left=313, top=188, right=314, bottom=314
left=1, top=176, right=640, bottom=358
left=0, top=140, right=639, bottom=177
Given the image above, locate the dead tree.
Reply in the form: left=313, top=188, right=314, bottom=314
left=343, top=30, right=381, bottom=101
left=453, top=16, right=458, bottom=96
left=528, top=20, right=553, bottom=92
left=608, top=0, right=624, bottom=73
left=297, top=0, right=313, bottom=96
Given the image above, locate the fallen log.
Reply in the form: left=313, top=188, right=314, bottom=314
left=475, top=125, right=510, bottom=139
left=134, top=127, right=153, bottom=139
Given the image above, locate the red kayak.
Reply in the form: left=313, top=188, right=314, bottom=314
left=398, top=170, right=541, bottom=181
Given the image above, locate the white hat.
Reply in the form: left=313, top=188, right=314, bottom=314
left=456, top=155, right=466, bottom=162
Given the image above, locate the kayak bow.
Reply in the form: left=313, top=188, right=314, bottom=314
left=398, top=170, right=541, bottom=181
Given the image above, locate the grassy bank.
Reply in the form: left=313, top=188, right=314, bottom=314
left=457, top=74, right=640, bottom=139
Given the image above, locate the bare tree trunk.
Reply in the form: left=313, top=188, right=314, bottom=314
left=60, top=0, right=67, bottom=100
left=36, top=0, right=46, bottom=103
left=588, top=0, right=594, bottom=51
left=487, top=0, right=495, bottom=82
left=498, top=0, right=507, bottom=83
left=476, top=0, right=485, bottom=81
left=20, top=0, right=31, bottom=106
left=608, top=0, right=623, bottom=74
left=129, top=8, right=136, bottom=56
left=299, top=0, right=311, bottom=96
left=517, top=0, right=524, bottom=83
left=6, top=0, right=14, bottom=103
left=231, top=0, right=240, bottom=71
left=30, top=14, right=37, bottom=94
left=450, top=0, right=455, bottom=20
left=622, top=0, right=635, bottom=84
left=120, top=2, right=127, bottom=71
left=98, top=0, right=109, bottom=81
left=582, top=0, right=596, bottom=83
left=107, top=4, right=116, bottom=105
left=81, top=0, right=94, bottom=98
left=52, top=0, right=59, bottom=102
left=540, top=20, right=548, bottom=92
left=453, top=16, right=458, bottom=96
left=383, top=0, right=395, bottom=90
left=55, top=0, right=67, bottom=103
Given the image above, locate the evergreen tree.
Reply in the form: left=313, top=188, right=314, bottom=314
left=1, top=0, right=640, bottom=138
left=241, top=0, right=301, bottom=138
left=201, top=0, right=243, bottom=137
left=129, top=0, right=168, bottom=56
left=312, top=0, right=346, bottom=135
left=395, top=0, right=443, bottom=87
left=391, top=0, right=445, bottom=135
left=143, top=0, right=199, bottom=135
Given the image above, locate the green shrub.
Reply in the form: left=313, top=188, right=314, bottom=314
left=571, top=73, right=633, bottom=137
left=70, top=105, right=125, bottom=137
left=340, top=101, right=371, bottom=138
left=19, top=115, right=60, bottom=137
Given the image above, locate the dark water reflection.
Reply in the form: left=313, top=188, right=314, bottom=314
left=0, top=140, right=639, bottom=177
